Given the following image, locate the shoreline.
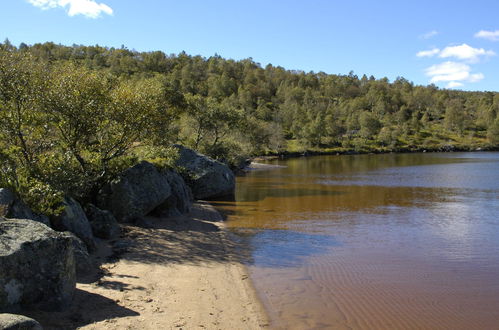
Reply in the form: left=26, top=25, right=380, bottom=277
left=251, top=145, right=499, bottom=162
left=26, top=202, right=269, bottom=329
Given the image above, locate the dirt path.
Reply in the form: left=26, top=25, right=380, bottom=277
left=28, top=202, right=269, bottom=330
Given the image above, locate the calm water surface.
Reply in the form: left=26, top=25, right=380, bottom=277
left=213, top=152, right=499, bottom=330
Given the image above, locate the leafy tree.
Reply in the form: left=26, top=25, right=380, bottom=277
left=444, top=99, right=466, bottom=134
left=487, top=118, right=499, bottom=144
left=359, top=111, right=382, bottom=139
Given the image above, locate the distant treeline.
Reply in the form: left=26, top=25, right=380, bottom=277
left=1, top=39, right=499, bottom=211
left=7, top=40, right=499, bottom=152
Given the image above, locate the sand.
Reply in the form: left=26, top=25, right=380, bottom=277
left=27, top=202, right=269, bottom=330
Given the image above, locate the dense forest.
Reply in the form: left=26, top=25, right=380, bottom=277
left=1, top=39, right=499, bottom=212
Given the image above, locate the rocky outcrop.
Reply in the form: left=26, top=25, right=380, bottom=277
left=0, top=313, right=42, bottom=330
left=173, top=145, right=235, bottom=199
left=51, top=198, right=95, bottom=252
left=84, top=204, right=120, bottom=239
left=0, top=219, right=75, bottom=312
left=154, top=170, right=193, bottom=217
left=97, top=161, right=172, bottom=222
left=0, top=188, right=50, bottom=226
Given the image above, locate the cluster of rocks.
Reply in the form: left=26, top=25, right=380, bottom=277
left=0, top=146, right=235, bottom=327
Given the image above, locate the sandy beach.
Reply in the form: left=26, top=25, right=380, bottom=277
left=26, top=202, right=269, bottom=330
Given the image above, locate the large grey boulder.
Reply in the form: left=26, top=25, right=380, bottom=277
left=63, top=233, right=94, bottom=278
left=154, top=170, right=193, bottom=217
left=84, top=204, right=120, bottom=239
left=51, top=198, right=95, bottom=252
left=0, top=188, right=50, bottom=226
left=0, top=219, right=75, bottom=312
left=173, top=145, right=235, bottom=199
left=0, top=313, right=42, bottom=330
left=97, top=161, right=172, bottom=222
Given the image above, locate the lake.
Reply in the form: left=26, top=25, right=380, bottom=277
left=213, top=152, right=499, bottom=329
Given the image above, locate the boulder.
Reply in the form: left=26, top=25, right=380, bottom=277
left=84, top=204, right=120, bottom=239
left=97, top=161, right=172, bottom=222
left=51, top=198, right=95, bottom=252
left=0, top=219, right=75, bottom=312
left=173, top=145, right=235, bottom=199
left=0, top=313, right=42, bottom=330
left=63, top=233, right=94, bottom=277
left=154, top=170, right=193, bottom=217
left=0, top=188, right=50, bottom=226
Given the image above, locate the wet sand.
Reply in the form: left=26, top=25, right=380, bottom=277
left=27, top=202, right=269, bottom=330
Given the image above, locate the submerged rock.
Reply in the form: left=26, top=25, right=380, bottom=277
left=173, top=145, right=235, bottom=199
left=0, top=188, right=50, bottom=226
left=97, top=161, right=172, bottom=222
left=0, top=219, right=75, bottom=312
left=0, top=313, right=43, bottom=330
left=51, top=198, right=95, bottom=252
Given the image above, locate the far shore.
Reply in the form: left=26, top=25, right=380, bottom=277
left=25, top=202, right=269, bottom=330
left=251, top=145, right=499, bottom=163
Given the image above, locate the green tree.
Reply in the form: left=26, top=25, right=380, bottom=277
left=359, top=111, right=382, bottom=139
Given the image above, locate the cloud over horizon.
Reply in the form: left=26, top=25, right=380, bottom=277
left=27, top=0, right=113, bottom=18
left=424, top=61, right=484, bottom=88
left=417, top=42, right=495, bottom=89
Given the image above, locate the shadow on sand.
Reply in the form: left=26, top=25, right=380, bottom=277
left=116, top=201, right=249, bottom=265
left=24, top=289, right=139, bottom=330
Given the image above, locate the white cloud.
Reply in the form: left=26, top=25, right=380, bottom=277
left=27, top=0, right=113, bottom=18
left=425, top=61, right=484, bottom=88
left=439, top=44, right=495, bottom=62
left=468, top=73, right=484, bottom=83
left=446, top=81, right=464, bottom=88
left=416, top=48, right=440, bottom=57
left=416, top=43, right=495, bottom=63
left=420, top=30, right=438, bottom=40
left=475, top=30, right=499, bottom=41
left=426, top=62, right=471, bottom=82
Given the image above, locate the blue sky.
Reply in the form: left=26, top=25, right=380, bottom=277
left=1, top=0, right=499, bottom=91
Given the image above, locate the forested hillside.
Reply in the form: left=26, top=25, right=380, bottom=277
left=1, top=40, right=498, bottom=211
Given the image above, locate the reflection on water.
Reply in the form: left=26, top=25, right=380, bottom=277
left=234, top=229, right=340, bottom=268
left=214, top=152, right=499, bottom=329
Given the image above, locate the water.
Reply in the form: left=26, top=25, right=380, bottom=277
left=213, top=152, right=499, bottom=329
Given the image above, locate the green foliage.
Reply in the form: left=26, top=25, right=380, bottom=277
left=487, top=118, right=499, bottom=144
left=180, top=94, right=245, bottom=164
left=132, top=145, right=179, bottom=170
left=0, top=47, right=183, bottom=212
left=1, top=40, right=499, bottom=213
left=359, top=111, right=382, bottom=139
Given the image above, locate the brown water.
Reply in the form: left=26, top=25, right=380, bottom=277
left=213, top=153, right=499, bottom=329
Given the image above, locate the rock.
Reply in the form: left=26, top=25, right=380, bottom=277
left=84, top=204, right=120, bottom=239
left=0, top=219, right=75, bottom=312
left=154, top=170, right=192, bottom=217
left=0, top=188, right=50, bottom=226
left=97, top=161, right=172, bottom=222
left=231, top=157, right=251, bottom=175
left=132, top=216, right=154, bottom=228
left=0, top=313, right=43, bottom=330
left=51, top=198, right=95, bottom=252
left=165, top=170, right=193, bottom=214
left=63, top=233, right=94, bottom=278
left=173, top=145, right=235, bottom=199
